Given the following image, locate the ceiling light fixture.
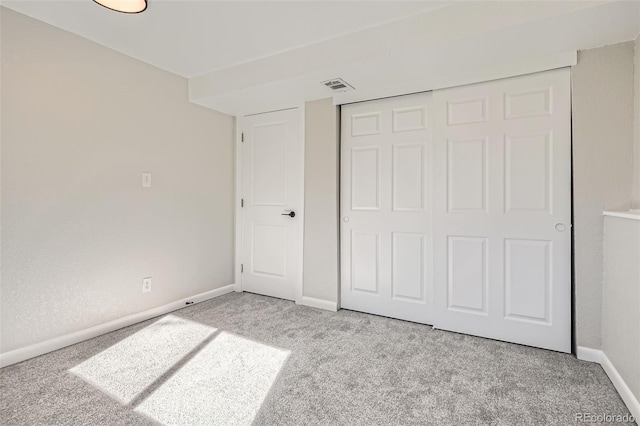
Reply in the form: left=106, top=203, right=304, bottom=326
left=92, top=0, right=147, bottom=14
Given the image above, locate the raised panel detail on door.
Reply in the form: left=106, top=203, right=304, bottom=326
left=351, top=112, right=381, bottom=136
left=393, top=107, right=425, bottom=132
left=351, top=232, right=379, bottom=294
left=393, top=144, right=424, bottom=211
left=448, top=138, right=487, bottom=212
left=505, top=88, right=551, bottom=119
left=351, top=147, right=380, bottom=211
left=447, top=97, right=487, bottom=125
left=505, top=239, right=551, bottom=324
left=505, top=133, right=550, bottom=213
left=447, top=237, right=487, bottom=314
left=433, top=68, right=571, bottom=353
left=343, top=69, right=570, bottom=353
left=252, top=225, right=286, bottom=277
left=252, top=123, right=287, bottom=206
left=392, top=233, right=424, bottom=301
left=341, top=92, right=433, bottom=325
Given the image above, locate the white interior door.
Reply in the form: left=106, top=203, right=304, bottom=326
left=432, top=68, right=572, bottom=352
left=241, top=108, right=303, bottom=301
left=341, top=93, right=433, bottom=324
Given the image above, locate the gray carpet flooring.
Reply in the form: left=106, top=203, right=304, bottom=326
left=0, top=292, right=634, bottom=425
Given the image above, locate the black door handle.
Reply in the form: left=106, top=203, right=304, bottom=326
left=281, top=211, right=296, bottom=218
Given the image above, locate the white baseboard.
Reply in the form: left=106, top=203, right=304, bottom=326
left=0, top=284, right=235, bottom=368
left=300, top=296, right=338, bottom=312
left=577, top=346, right=640, bottom=420
left=576, top=346, right=603, bottom=363
left=600, top=352, right=640, bottom=421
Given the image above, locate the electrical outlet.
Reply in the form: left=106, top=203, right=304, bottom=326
left=142, top=277, right=152, bottom=293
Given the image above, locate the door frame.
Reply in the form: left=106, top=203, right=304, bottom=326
left=234, top=105, right=306, bottom=304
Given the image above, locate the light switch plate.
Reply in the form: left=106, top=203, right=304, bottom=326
left=142, top=172, right=151, bottom=188
left=142, top=277, right=152, bottom=293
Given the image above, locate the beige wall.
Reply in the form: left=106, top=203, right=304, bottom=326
left=0, top=8, right=235, bottom=353
left=601, top=34, right=640, bottom=409
left=572, top=41, right=636, bottom=349
left=602, top=216, right=640, bottom=405
left=303, top=98, right=340, bottom=303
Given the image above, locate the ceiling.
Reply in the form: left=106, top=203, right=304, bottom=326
left=188, top=0, right=640, bottom=114
left=3, top=0, right=640, bottom=115
left=1, top=0, right=449, bottom=77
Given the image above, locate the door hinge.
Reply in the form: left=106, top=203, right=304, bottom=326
left=241, top=198, right=244, bottom=207
left=241, top=264, right=244, bottom=273
left=241, top=133, right=244, bottom=142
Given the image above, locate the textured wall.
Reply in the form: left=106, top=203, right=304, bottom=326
left=572, top=42, right=636, bottom=349
left=602, top=215, right=640, bottom=405
left=0, top=9, right=235, bottom=353
left=303, top=98, right=340, bottom=303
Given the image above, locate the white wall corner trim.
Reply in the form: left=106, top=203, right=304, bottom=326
left=0, top=284, right=235, bottom=368
left=299, top=296, right=338, bottom=312
left=577, top=346, right=640, bottom=420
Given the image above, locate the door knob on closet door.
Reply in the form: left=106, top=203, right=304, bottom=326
left=281, top=211, right=296, bottom=218
left=555, top=223, right=567, bottom=232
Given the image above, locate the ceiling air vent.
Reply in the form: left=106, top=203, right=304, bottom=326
left=322, top=78, right=354, bottom=93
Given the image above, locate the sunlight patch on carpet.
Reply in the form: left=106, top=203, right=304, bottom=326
left=135, top=331, right=290, bottom=425
left=70, top=315, right=216, bottom=404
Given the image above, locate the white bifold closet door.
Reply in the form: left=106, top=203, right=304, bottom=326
left=341, top=92, right=433, bottom=324
left=340, top=68, right=571, bottom=352
left=432, top=69, right=571, bottom=353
